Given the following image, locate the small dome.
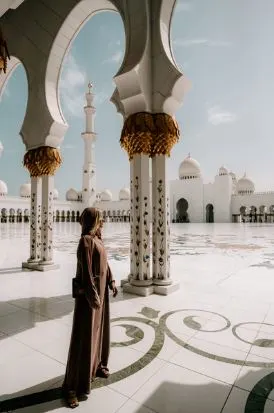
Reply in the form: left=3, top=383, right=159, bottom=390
left=66, top=188, right=79, bottom=201
left=179, top=154, right=201, bottom=180
left=101, top=189, right=112, bottom=202
left=0, top=180, right=8, bottom=196
left=229, top=171, right=237, bottom=181
left=20, top=183, right=31, bottom=198
left=119, top=187, right=130, bottom=200
left=237, top=173, right=255, bottom=194
left=0, top=141, right=3, bottom=158
left=53, top=188, right=59, bottom=200
left=219, top=166, right=229, bottom=176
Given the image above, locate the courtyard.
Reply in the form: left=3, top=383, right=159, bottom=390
left=0, top=223, right=274, bottom=412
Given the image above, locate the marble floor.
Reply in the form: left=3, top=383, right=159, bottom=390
left=1, top=222, right=274, bottom=412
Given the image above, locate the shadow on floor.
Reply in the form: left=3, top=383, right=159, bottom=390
left=0, top=370, right=273, bottom=412
left=0, top=288, right=139, bottom=341
left=0, top=266, right=32, bottom=275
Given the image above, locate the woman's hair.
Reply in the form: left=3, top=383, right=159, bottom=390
left=79, top=207, right=102, bottom=236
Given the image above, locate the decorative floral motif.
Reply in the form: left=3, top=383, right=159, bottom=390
left=120, top=112, right=180, bottom=160
left=23, top=146, right=62, bottom=177
left=156, top=179, right=165, bottom=280
left=134, top=176, right=140, bottom=279
left=142, top=195, right=150, bottom=279
left=29, top=181, right=42, bottom=261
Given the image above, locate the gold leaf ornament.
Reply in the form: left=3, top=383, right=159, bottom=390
left=0, top=28, right=10, bottom=74
left=23, top=147, right=62, bottom=177
left=120, top=112, right=180, bottom=159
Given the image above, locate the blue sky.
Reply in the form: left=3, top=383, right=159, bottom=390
left=1, top=0, right=274, bottom=198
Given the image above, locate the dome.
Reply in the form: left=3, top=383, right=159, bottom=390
left=229, top=171, right=237, bottom=181
left=237, top=173, right=255, bottom=194
left=219, top=166, right=228, bottom=176
left=119, top=187, right=130, bottom=201
left=20, top=183, right=31, bottom=198
left=179, top=154, right=201, bottom=180
left=53, top=188, right=59, bottom=200
left=0, top=180, right=8, bottom=196
left=101, top=189, right=112, bottom=202
left=66, top=188, right=79, bottom=201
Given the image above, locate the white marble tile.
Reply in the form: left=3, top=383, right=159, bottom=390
left=221, top=387, right=252, bottom=413
left=132, top=361, right=232, bottom=413
left=0, top=352, right=64, bottom=401
left=116, top=399, right=155, bottom=413
left=235, top=354, right=274, bottom=398
left=109, top=356, right=164, bottom=398
left=170, top=337, right=245, bottom=384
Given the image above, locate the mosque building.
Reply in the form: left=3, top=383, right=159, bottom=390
left=1, top=86, right=274, bottom=224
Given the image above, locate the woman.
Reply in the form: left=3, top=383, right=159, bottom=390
left=63, top=207, right=118, bottom=408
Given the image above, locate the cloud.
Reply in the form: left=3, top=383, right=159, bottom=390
left=207, top=106, right=237, bottom=125
left=59, top=53, right=87, bottom=118
left=94, top=91, right=108, bottom=106
left=103, top=50, right=123, bottom=64
left=176, top=1, right=192, bottom=12
left=173, top=38, right=231, bottom=48
left=62, top=144, right=76, bottom=150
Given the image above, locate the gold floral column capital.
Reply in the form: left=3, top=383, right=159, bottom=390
left=23, top=146, right=62, bottom=177
left=120, top=112, right=180, bottom=160
left=0, top=27, right=10, bottom=74
left=150, top=113, right=180, bottom=157
left=120, top=112, right=154, bottom=160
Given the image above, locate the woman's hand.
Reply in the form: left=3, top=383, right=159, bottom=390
left=111, top=281, right=118, bottom=298
left=92, top=298, right=101, bottom=309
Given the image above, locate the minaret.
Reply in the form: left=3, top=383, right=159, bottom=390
left=81, top=82, right=96, bottom=208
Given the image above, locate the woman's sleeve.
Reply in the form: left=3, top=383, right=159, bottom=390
left=80, top=237, right=100, bottom=308
left=107, top=264, right=115, bottom=290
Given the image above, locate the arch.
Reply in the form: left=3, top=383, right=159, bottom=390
left=240, top=206, right=247, bottom=215
left=269, top=205, right=274, bottom=213
left=176, top=198, right=189, bottom=223
left=206, top=204, right=214, bottom=223
left=45, top=1, right=124, bottom=133
left=1, top=208, right=7, bottom=216
left=259, top=205, right=266, bottom=214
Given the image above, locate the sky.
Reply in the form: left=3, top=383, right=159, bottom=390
left=1, top=0, right=274, bottom=198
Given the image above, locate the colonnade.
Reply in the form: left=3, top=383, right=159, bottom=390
left=0, top=0, right=188, bottom=293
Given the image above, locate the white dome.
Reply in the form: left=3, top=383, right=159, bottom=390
left=0, top=180, right=8, bottom=196
left=53, top=188, right=59, bottom=200
left=101, top=189, right=112, bottom=202
left=237, top=174, right=255, bottom=194
left=179, top=154, right=201, bottom=180
left=0, top=141, right=3, bottom=158
left=219, top=166, right=229, bottom=176
left=66, top=188, right=79, bottom=201
left=229, top=171, right=237, bottom=181
left=20, top=183, right=31, bottom=198
left=119, top=187, right=130, bottom=200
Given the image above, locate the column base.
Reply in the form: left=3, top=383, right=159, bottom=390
left=22, top=261, right=38, bottom=270
left=122, top=280, right=180, bottom=296
left=122, top=282, right=154, bottom=297
left=30, top=261, right=59, bottom=272
left=153, top=281, right=180, bottom=296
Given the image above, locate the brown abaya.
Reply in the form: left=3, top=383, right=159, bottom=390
left=63, top=213, right=114, bottom=396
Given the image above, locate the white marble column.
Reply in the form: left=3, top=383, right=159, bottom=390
left=152, top=155, right=179, bottom=294
left=37, top=175, right=58, bottom=270
left=123, top=154, right=153, bottom=296
left=22, top=176, right=42, bottom=269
